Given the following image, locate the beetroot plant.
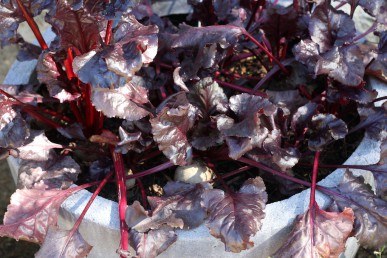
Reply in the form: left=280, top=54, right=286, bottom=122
left=0, top=0, right=386, bottom=257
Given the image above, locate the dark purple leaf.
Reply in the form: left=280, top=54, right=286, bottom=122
left=308, top=113, right=348, bottom=151
left=189, top=77, right=228, bottom=114
left=217, top=94, right=277, bottom=159
left=267, top=89, right=307, bottom=115
left=73, top=14, right=158, bottom=87
left=336, top=0, right=387, bottom=24
left=293, top=39, right=321, bottom=73
left=46, top=0, right=101, bottom=53
left=330, top=170, right=387, bottom=249
left=91, top=82, right=150, bottom=121
left=16, top=39, right=42, bottom=61
left=202, top=177, right=267, bottom=252
left=327, top=85, right=378, bottom=104
left=37, top=52, right=80, bottom=103
left=115, top=127, right=142, bottom=154
left=17, top=152, right=81, bottom=190
left=130, top=226, right=177, bottom=258
left=293, top=41, right=365, bottom=86
left=261, top=4, right=299, bottom=54
left=350, top=102, right=387, bottom=140
left=0, top=95, right=29, bottom=148
left=309, top=5, right=356, bottom=53
left=57, top=123, right=86, bottom=140
left=10, top=130, right=62, bottom=161
left=0, top=188, right=76, bottom=243
left=151, top=101, right=198, bottom=166
left=368, top=31, right=387, bottom=81
left=315, top=45, right=365, bottom=86
left=190, top=119, right=223, bottom=151
left=291, top=102, right=318, bottom=136
left=35, top=226, right=92, bottom=258
left=147, top=181, right=211, bottom=230
left=126, top=198, right=184, bottom=232
left=273, top=206, right=354, bottom=257
left=371, top=138, right=387, bottom=200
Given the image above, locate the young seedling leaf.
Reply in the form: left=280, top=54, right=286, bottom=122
left=202, top=177, right=267, bottom=252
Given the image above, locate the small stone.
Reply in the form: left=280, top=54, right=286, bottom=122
left=126, top=170, right=136, bottom=189
left=174, top=160, right=214, bottom=184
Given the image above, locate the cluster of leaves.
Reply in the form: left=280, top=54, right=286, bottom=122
left=0, top=0, right=386, bottom=257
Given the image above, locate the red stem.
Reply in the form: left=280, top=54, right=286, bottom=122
left=242, top=30, right=289, bottom=75
left=15, top=0, right=48, bottom=50
left=60, top=172, right=114, bottom=257
left=125, top=161, right=174, bottom=181
left=111, top=149, right=129, bottom=257
left=207, top=160, right=232, bottom=193
left=238, top=157, right=311, bottom=188
left=215, top=79, right=267, bottom=97
left=309, top=151, right=320, bottom=258
left=105, top=20, right=113, bottom=44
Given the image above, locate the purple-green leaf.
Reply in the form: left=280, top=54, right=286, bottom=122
left=202, top=177, right=267, bottom=252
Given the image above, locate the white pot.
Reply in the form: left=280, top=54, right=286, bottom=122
left=4, top=6, right=386, bottom=258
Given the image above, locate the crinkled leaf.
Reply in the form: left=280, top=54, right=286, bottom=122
left=115, top=127, right=142, bottom=154
left=336, top=0, right=387, bottom=24
left=261, top=4, right=299, bottom=53
left=309, top=5, right=356, bottom=53
left=189, top=77, right=228, bottom=114
left=327, top=85, right=378, bottom=104
left=73, top=14, right=158, bottom=87
left=130, top=226, right=177, bottom=258
left=273, top=206, right=354, bottom=258
left=330, top=170, right=387, bottom=249
left=308, top=113, right=348, bottom=151
left=293, top=41, right=365, bottom=86
left=190, top=119, right=223, bottom=151
left=202, top=177, right=267, bottom=252
left=46, top=0, right=100, bottom=53
left=369, top=139, right=387, bottom=200
left=217, top=94, right=277, bottom=159
left=0, top=188, right=76, bottom=243
left=35, top=226, right=92, bottom=258
left=17, top=152, right=81, bottom=190
left=315, top=45, right=365, bottom=86
left=127, top=182, right=211, bottom=232
left=267, top=89, right=307, bottom=115
left=0, top=95, right=29, bottom=148
left=92, top=82, right=149, bottom=121
left=291, top=102, right=318, bottom=136
left=37, top=52, right=79, bottom=102
left=151, top=102, right=198, bottom=165
left=350, top=102, right=387, bottom=141
left=10, top=130, right=62, bottom=161
left=146, top=181, right=211, bottom=230
left=368, top=31, right=387, bottom=78
left=65, top=0, right=136, bottom=20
